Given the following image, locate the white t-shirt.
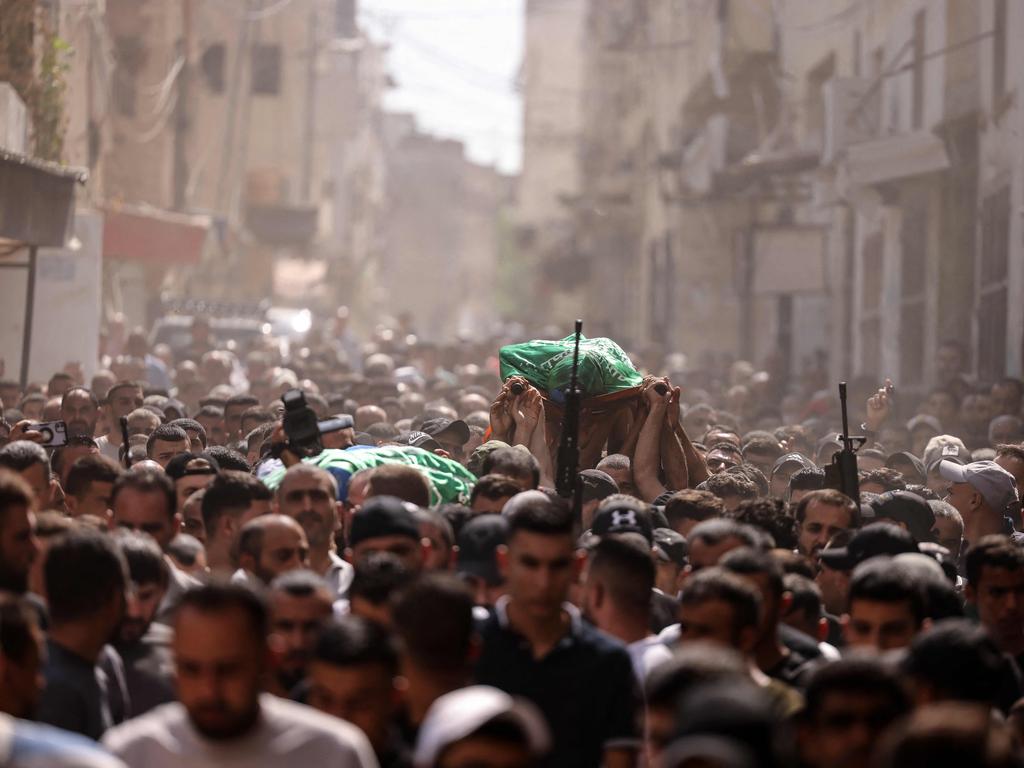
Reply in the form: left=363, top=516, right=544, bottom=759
left=102, top=694, right=378, bottom=768
left=95, top=435, right=122, bottom=463
left=627, top=636, right=673, bottom=687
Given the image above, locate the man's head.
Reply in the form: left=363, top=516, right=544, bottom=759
left=577, top=469, right=619, bottom=529
left=44, top=530, right=127, bottom=644
left=392, top=573, right=475, bottom=681
left=308, top=616, right=399, bottom=752
left=52, top=436, right=100, bottom=487
left=701, top=471, right=757, bottom=512
left=420, top=417, right=471, bottom=462
left=347, top=553, right=414, bottom=627
left=64, top=454, right=121, bottom=518
left=0, top=440, right=54, bottom=508
left=795, top=489, right=860, bottom=558
left=843, top=557, right=927, bottom=652
left=929, top=500, right=964, bottom=560
left=0, top=595, right=45, bottom=718
left=115, top=531, right=169, bottom=646
left=677, top=567, right=762, bottom=654
left=60, top=386, right=100, bottom=439
left=268, top=570, right=333, bottom=693
left=741, top=435, right=784, bottom=479
left=275, top=464, right=340, bottom=552
left=499, top=492, right=579, bottom=622
left=719, top=547, right=786, bottom=647
left=582, top=536, right=655, bottom=632
left=686, top=518, right=760, bottom=572
left=902, top=619, right=1005, bottom=709
left=964, top=535, right=1024, bottom=655
left=769, top=453, right=814, bottom=499
left=414, top=686, right=550, bottom=768
left=990, top=378, right=1023, bottom=417
left=456, top=514, right=508, bottom=607
left=173, top=582, right=268, bottom=739
left=936, top=339, right=966, bottom=382
left=0, top=471, right=38, bottom=593
left=126, top=406, right=161, bottom=438
left=798, top=658, right=911, bottom=768
left=237, top=514, right=309, bottom=585
left=347, top=495, right=427, bottom=571
left=146, top=424, right=191, bottom=468
left=705, top=442, right=742, bottom=474
left=480, top=447, right=540, bottom=491
left=166, top=452, right=220, bottom=515
left=470, top=474, right=522, bottom=515
left=594, top=454, right=637, bottom=498
left=939, top=460, right=1019, bottom=537
left=169, top=418, right=208, bottom=453
left=365, top=463, right=431, bottom=508
left=994, top=444, right=1024, bottom=494
left=111, top=467, right=179, bottom=550
left=195, top=405, right=227, bottom=447
left=223, top=395, right=260, bottom=443
left=988, top=416, right=1024, bottom=447
left=663, top=489, right=724, bottom=538
left=105, top=380, right=144, bottom=426
left=202, top=470, right=272, bottom=564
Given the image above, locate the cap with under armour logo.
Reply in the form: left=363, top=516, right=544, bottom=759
left=590, top=498, right=654, bottom=543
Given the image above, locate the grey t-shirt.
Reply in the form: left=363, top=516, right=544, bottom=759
left=102, top=694, right=379, bottom=768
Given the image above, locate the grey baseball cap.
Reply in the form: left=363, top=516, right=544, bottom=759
left=938, top=459, right=1019, bottom=513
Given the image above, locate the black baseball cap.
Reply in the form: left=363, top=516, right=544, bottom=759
left=404, top=430, right=442, bottom=451
left=591, top=498, right=654, bottom=543
left=869, top=490, right=935, bottom=543
left=819, top=522, right=918, bottom=571
left=579, top=469, right=618, bottom=502
left=456, top=514, right=508, bottom=586
left=653, top=527, right=687, bottom=567
left=165, top=452, right=220, bottom=481
left=349, top=495, right=421, bottom=547
left=420, top=418, right=471, bottom=446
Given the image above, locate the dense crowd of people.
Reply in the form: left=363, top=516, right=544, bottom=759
left=0, top=313, right=1023, bottom=767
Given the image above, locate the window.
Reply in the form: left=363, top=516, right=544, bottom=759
left=806, top=52, right=836, bottom=151
left=911, top=9, right=925, bottom=129
left=201, top=43, right=226, bottom=93
left=977, top=187, right=1010, bottom=381
left=993, top=0, right=1007, bottom=103
left=251, top=44, right=281, bottom=95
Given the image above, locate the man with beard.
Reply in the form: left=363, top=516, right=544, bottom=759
left=102, top=582, right=377, bottom=767
left=235, top=515, right=310, bottom=586
left=37, top=530, right=129, bottom=740
left=267, top=570, right=333, bottom=696
left=114, top=532, right=175, bottom=715
left=60, top=387, right=100, bottom=440
left=96, top=381, right=144, bottom=463
left=0, top=470, right=39, bottom=594
left=275, top=464, right=353, bottom=598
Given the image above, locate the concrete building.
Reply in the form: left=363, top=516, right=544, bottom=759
left=379, top=114, right=512, bottom=341
left=521, top=0, right=1023, bottom=390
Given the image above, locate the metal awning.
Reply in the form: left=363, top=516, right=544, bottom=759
left=103, top=205, right=211, bottom=265
left=0, top=148, right=87, bottom=247
left=244, top=204, right=318, bottom=247
left=843, top=131, right=951, bottom=188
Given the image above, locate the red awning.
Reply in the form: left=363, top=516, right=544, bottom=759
left=103, top=206, right=210, bottom=265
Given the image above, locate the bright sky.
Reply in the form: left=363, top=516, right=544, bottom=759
left=359, top=0, right=524, bottom=175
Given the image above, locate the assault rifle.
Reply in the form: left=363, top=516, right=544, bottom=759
left=556, top=320, right=584, bottom=522
left=824, top=382, right=865, bottom=500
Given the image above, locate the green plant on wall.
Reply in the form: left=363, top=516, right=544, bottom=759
left=0, top=0, right=71, bottom=161
left=33, top=29, right=71, bottom=161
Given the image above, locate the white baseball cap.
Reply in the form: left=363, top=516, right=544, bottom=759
left=413, top=686, right=550, bottom=767
left=938, top=459, right=1019, bottom=513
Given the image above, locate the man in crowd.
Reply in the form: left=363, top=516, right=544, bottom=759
left=474, top=492, right=639, bottom=768
left=795, top=489, right=860, bottom=559
left=266, top=570, right=334, bottom=696
left=235, top=514, right=310, bottom=585
left=102, top=582, right=378, bottom=766
left=275, top=464, right=353, bottom=597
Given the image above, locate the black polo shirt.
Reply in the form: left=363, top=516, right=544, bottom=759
left=474, top=598, right=640, bottom=768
